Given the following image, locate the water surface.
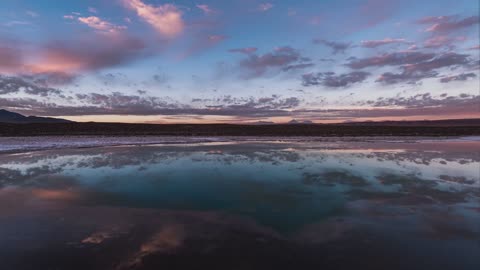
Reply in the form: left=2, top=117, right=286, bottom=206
left=0, top=140, right=479, bottom=270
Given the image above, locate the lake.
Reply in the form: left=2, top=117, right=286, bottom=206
left=0, top=139, right=479, bottom=270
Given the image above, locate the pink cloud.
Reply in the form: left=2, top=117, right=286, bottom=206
left=0, top=33, right=148, bottom=85
left=418, top=15, right=479, bottom=33
left=33, top=35, right=146, bottom=74
left=122, top=0, right=184, bottom=38
left=361, top=38, right=412, bottom=48
left=423, top=35, right=466, bottom=48
left=78, top=16, right=127, bottom=33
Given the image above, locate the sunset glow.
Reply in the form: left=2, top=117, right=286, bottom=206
left=0, top=0, right=478, bottom=123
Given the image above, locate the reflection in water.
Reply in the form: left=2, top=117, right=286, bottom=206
left=0, top=141, right=479, bottom=270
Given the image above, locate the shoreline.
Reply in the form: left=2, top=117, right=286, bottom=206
left=1, top=135, right=479, bottom=154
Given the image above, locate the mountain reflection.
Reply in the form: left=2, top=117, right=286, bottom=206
left=0, top=141, right=479, bottom=270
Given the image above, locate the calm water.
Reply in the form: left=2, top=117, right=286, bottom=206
left=0, top=140, right=479, bottom=270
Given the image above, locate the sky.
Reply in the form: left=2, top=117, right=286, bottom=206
left=0, top=0, right=479, bottom=124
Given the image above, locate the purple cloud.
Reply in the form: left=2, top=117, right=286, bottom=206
left=0, top=75, right=63, bottom=96
left=361, top=38, right=412, bottom=48
left=417, top=15, right=479, bottom=33
left=376, top=71, right=438, bottom=84
left=403, top=52, right=470, bottom=73
left=423, top=35, right=466, bottom=48
left=440, top=73, right=477, bottom=83
left=237, top=46, right=313, bottom=78
left=313, top=39, right=351, bottom=54
left=347, top=51, right=436, bottom=69
left=302, top=71, right=370, bottom=87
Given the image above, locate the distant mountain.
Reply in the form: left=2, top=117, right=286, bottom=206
left=253, top=121, right=276, bottom=125
left=0, top=109, right=72, bottom=123
left=338, top=118, right=480, bottom=127
left=288, top=119, right=314, bottom=124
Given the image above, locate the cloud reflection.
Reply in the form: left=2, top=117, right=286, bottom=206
left=0, top=141, right=479, bottom=269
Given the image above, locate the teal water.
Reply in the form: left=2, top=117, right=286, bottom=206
left=0, top=141, right=479, bottom=269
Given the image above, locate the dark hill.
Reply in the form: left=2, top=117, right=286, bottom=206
left=0, top=109, right=72, bottom=124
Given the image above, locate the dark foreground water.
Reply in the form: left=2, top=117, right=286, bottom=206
left=0, top=140, right=479, bottom=270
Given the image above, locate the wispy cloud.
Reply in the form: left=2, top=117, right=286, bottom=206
left=313, top=39, right=351, bottom=54
left=196, top=4, right=214, bottom=15
left=302, top=71, right=370, bottom=87
left=235, top=46, right=313, bottom=78
left=440, top=73, right=477, bottom=83
left=361, top=38, right=412, bottom=48
left=257, top=3, right=274, bottom=12
left=417, top=15, right=479, bottom=33
left=78, top=16, right=127, bottom=33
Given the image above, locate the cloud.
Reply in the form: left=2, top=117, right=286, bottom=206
left=361, top=38, right=412, bottom=48
left=63, top=15, right=75, bottom=20
left=32, top=34, right=146, bottom=76
left=402, top=52, right=470, bottom=73
left=196, top=4, right=214, bottom=15
left=440, top=73, right=477, bottom=83
left=363, top=93, right=478, bottom=109
left=236, top=46, right=313, bottom=78
left=375, top=52, right=472, bottom=84
left=122, top=0, right=184, bottom=37
left=258, top=3, right=274, bottom=12
left=193, top=95, right=301, bottom=110
left=2, top=90, right=479, bottom=121
left=282, top=63, right=315, bottom=72
left=0, top=88, right=303, bottom=118
left=417, top=15, right=479, bottom=33
left=229, top=47, right=258, bottom=54
left=298, top=94, right=480, bottom=120
left=347, top=51, right=436, bottom=69
left=423, top=35, right=466, bottom=48
left=349, top=50, right=473, bottom=84
left=78, top=16, right=127, bottom=33
left=0, top=75, right=63, bottom=96
left=302, top=71, right=370, bottom=87
left=375, top=70, right=438, bottom=84
left=313, top=39, right=351, bottom=54
left=0, top=32, right=149, bottom=86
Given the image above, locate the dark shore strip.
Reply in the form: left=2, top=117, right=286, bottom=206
left=1, top=122, right=480, bottom=137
